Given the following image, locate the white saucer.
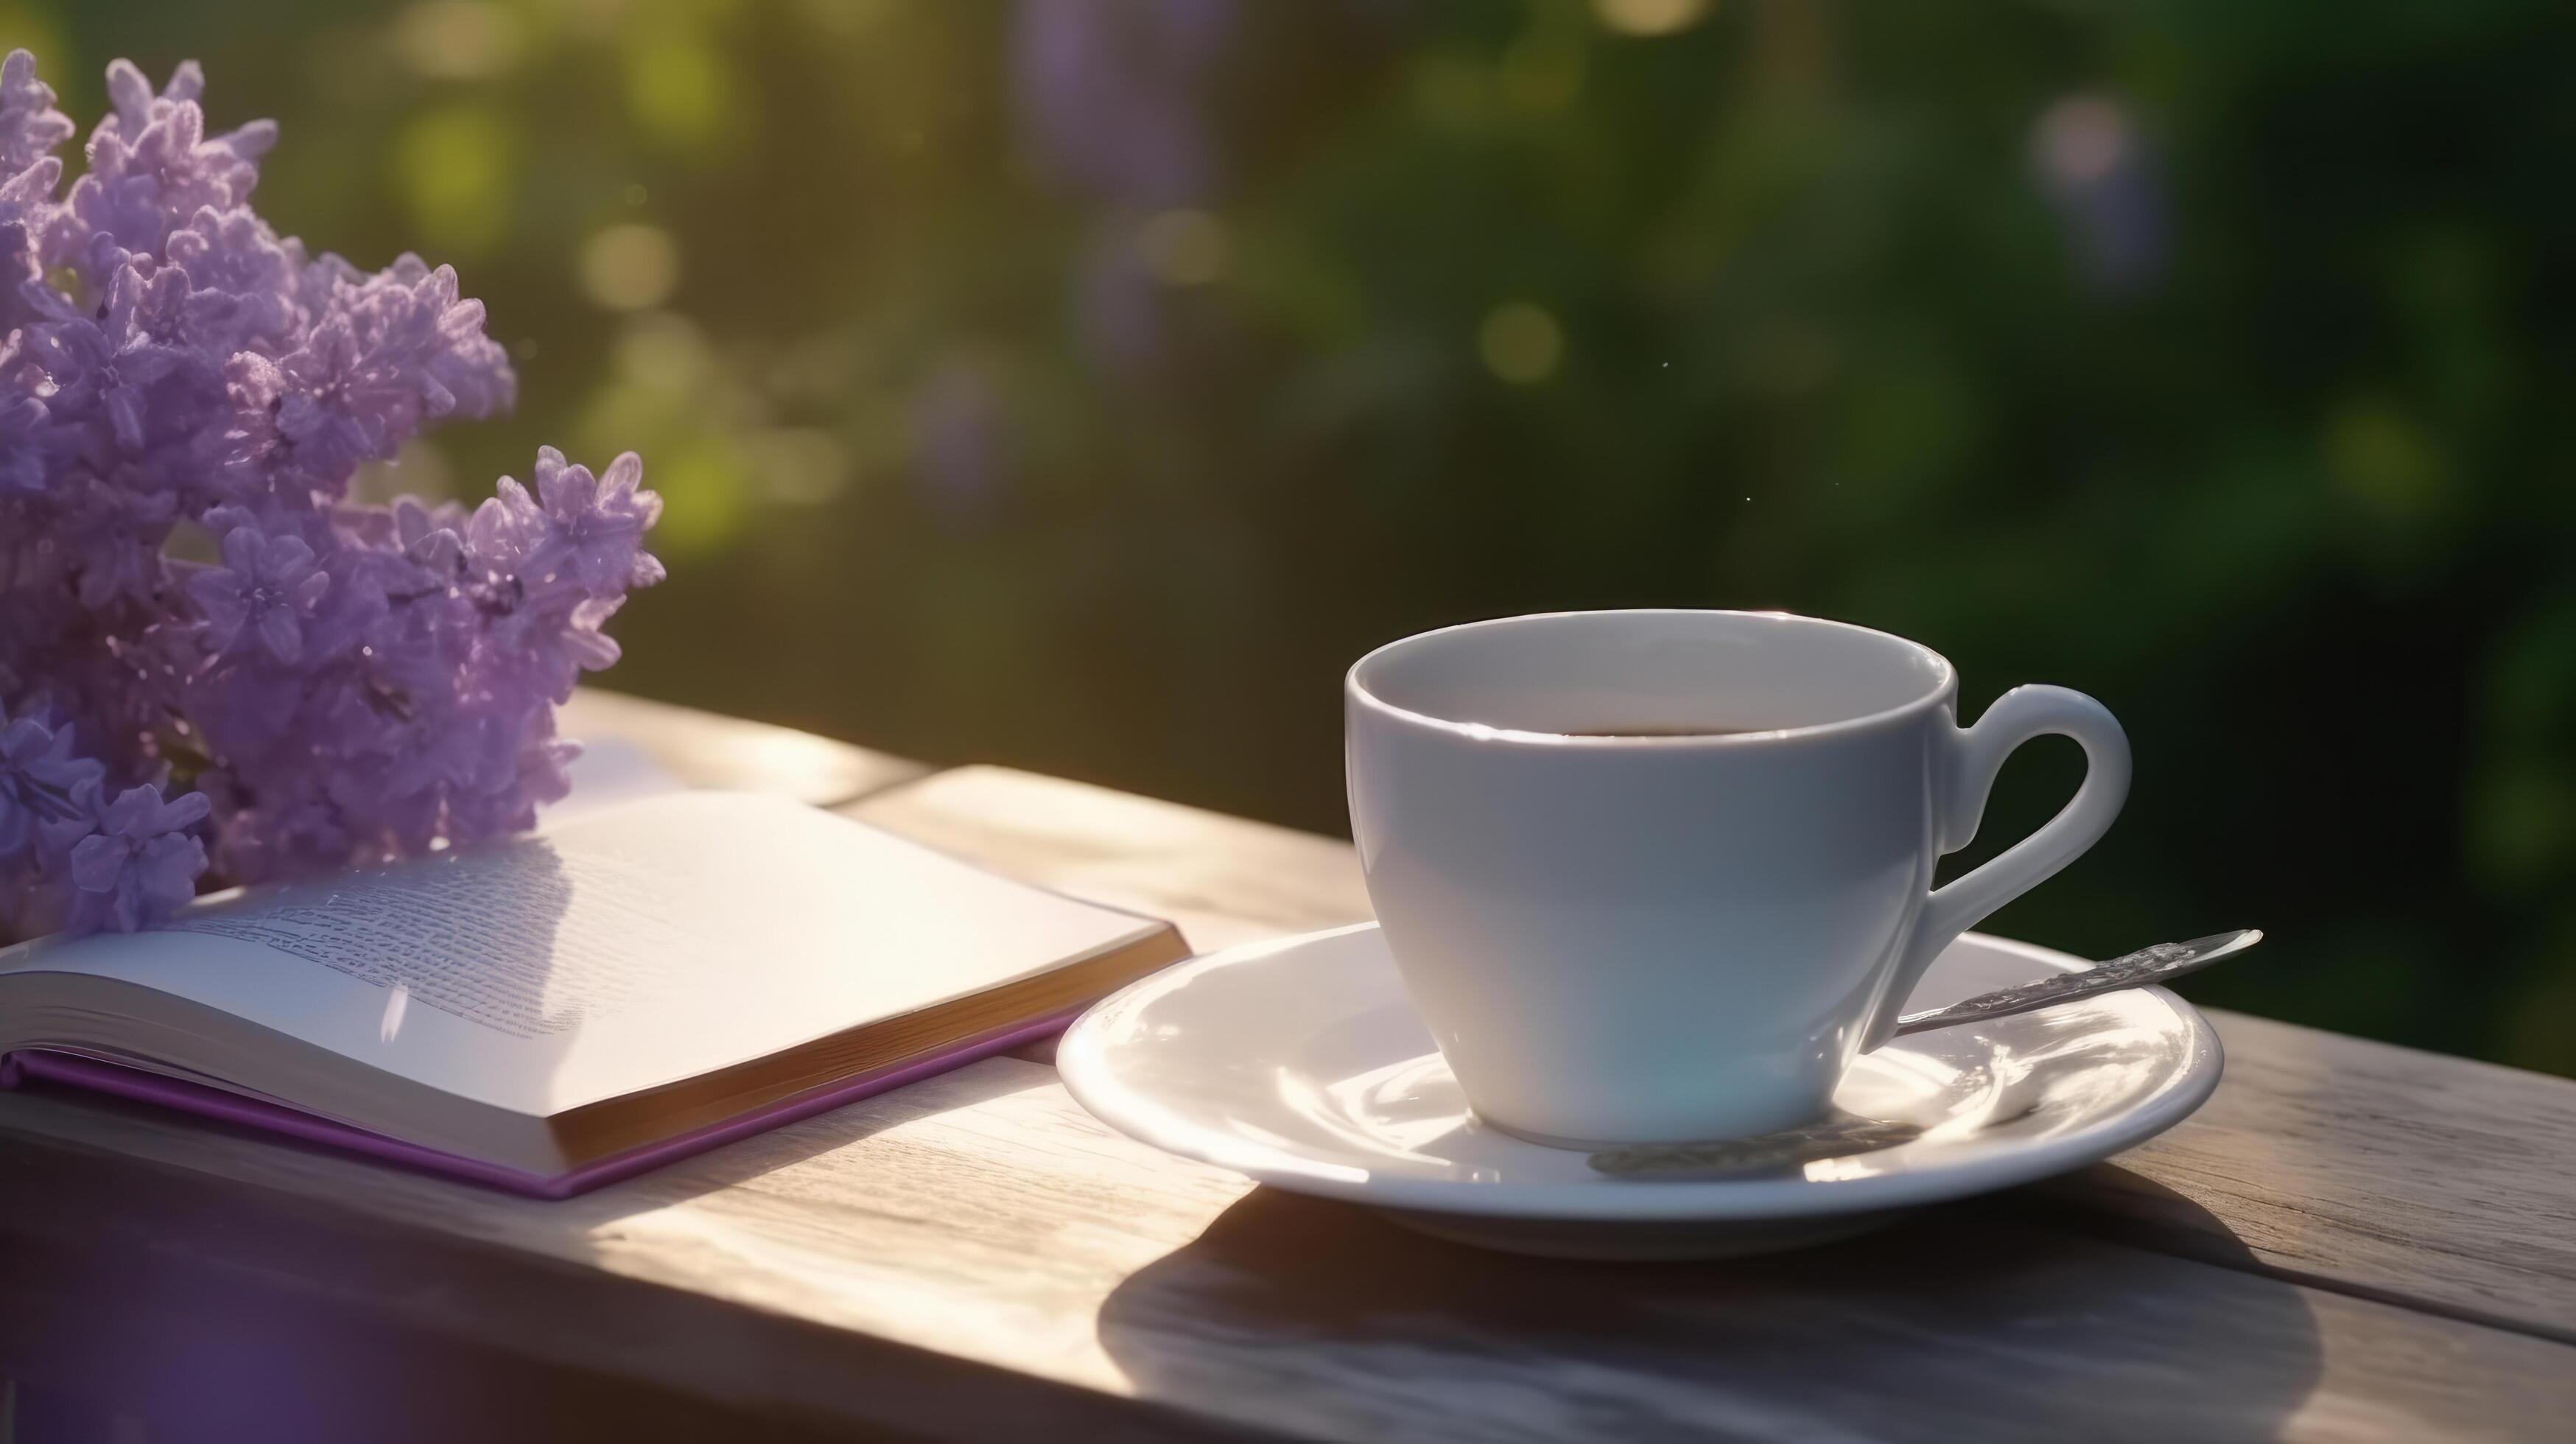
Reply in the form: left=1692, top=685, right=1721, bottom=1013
left=1059, top=922, right=2222, bottom=1259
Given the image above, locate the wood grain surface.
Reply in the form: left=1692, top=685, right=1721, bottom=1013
left=558, top=688, right=927, bottom=807
left=2039, top=1012, right=2576, bottom=1343
left=845, top=765, right=2576, bottom=1347
left=5, top=1047, right=2572, bottom=1442
left=846, top=765, right=1374, bottom=954
left=2, top=708, right=2571, bottom=1442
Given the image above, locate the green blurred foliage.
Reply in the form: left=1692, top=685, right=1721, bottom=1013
left=7, top=0, right=2575, bottom=1071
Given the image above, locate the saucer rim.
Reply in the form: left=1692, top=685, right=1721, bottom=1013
left=1058, top=922, right=2225, bottom=1222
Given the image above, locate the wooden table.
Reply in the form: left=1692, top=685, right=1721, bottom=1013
left=4, top=693, right=2572, bottom=1441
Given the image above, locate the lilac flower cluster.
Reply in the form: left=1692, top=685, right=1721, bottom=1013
left=0, top=52, right=661, bottom=940
left=1011, top=0, right=1241, bottom=379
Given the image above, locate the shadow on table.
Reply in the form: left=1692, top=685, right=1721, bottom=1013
left=1095, top=1168, right=2325, bottom=1440
left=1, top=1058, right=1066, bottom=1443
left=562, top=1056, right=1057, bottom=1218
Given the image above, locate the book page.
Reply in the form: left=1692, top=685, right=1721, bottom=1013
left=548, top=735, right=687, bottom=821
left=0, top=793, right=1161, bottom=1116
left=160, top=838, right=698, bottom=1040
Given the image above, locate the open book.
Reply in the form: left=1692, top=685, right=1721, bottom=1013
left=0, top=791, right=1187, bottom=1196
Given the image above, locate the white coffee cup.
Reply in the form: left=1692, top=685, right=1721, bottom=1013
left=1344, top=609, right=2130, bottom=1146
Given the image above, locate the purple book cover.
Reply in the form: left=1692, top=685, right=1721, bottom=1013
left=0, top=1006, right=1080, bottom=1199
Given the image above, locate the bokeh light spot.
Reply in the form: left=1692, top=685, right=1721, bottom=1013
left=614, top=312, right=709, bottom=390
left=1479, top=302, right=1564, bottom=384
left=393, top=106, right=516, bottom=256
left=624, top=31, right=734, bottom=156
left=649, top=435, right=751, bottom=555
left=580, top=223, right=681, bottom=311
left=393, top=1, right=526, bottom=81
left=2035, top=95, right=2132, bottom=185
left=1137, top=210, right=1228, bottom=287
left=1593, top=0, right=1712, bottom=38
left=747, top=428, right=853, bottom=506
left=2325, top=396, right=2444, bottom=522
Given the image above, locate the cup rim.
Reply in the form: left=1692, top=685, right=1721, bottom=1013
left=1344, top=609, right=1959, bottom=747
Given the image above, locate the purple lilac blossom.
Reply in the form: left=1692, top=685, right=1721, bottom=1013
left=0, top=49, right=660, bottom=939
left=66, top=784, right=210, bottom=934
left=188, top=526, right=331, bottom=665
left=1011, top=0, right=1240, bottom=379
left=1011, top=0, right=1238, bottom=208
left=908, top=357, right=1007, bottom=527
left=2031, top=94, right=2169, bottom=298
left=0, top=704, right=104, bottom=861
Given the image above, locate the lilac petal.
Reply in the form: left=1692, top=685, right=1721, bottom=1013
left=161, top=59, right=205, bottom=105
left=102, top=58, right=152, bottom=128
left=136, top=833, right=207, bottom=909
left=189, top=570, right=248, bottom=634
left=0, top=717, right=49, bottom=763
left=99, top=785, right=157, bottom=838
left=541, top=463, right=597, bottom=519
left=413, top=528, right=463, bottom=572
left=562, top=628, right=621, bottom=670
left=107, top=880, right=142, bottom=933
left=160, top=789, right=211, bottom=830
left=121, top=343, right=183, bottom=383
left=68, top=833, right=127, bottom=893
left=256, top=606, right=303, bottom=663
left=39, top=807, right=96, bottom=856
left=104, top=386, right=147, bottom=452
left=219, top=525, right=262, bottom=573
left=262, top=532, right=317, bottom=581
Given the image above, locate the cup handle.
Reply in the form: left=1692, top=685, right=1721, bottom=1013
left=1861, top=684, right=2132, bottom=1051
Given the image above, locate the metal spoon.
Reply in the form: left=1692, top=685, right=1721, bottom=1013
left=1887, top=927, right=2261, bottom=1037
left=1589, top=928, right=2262, bottom=1180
